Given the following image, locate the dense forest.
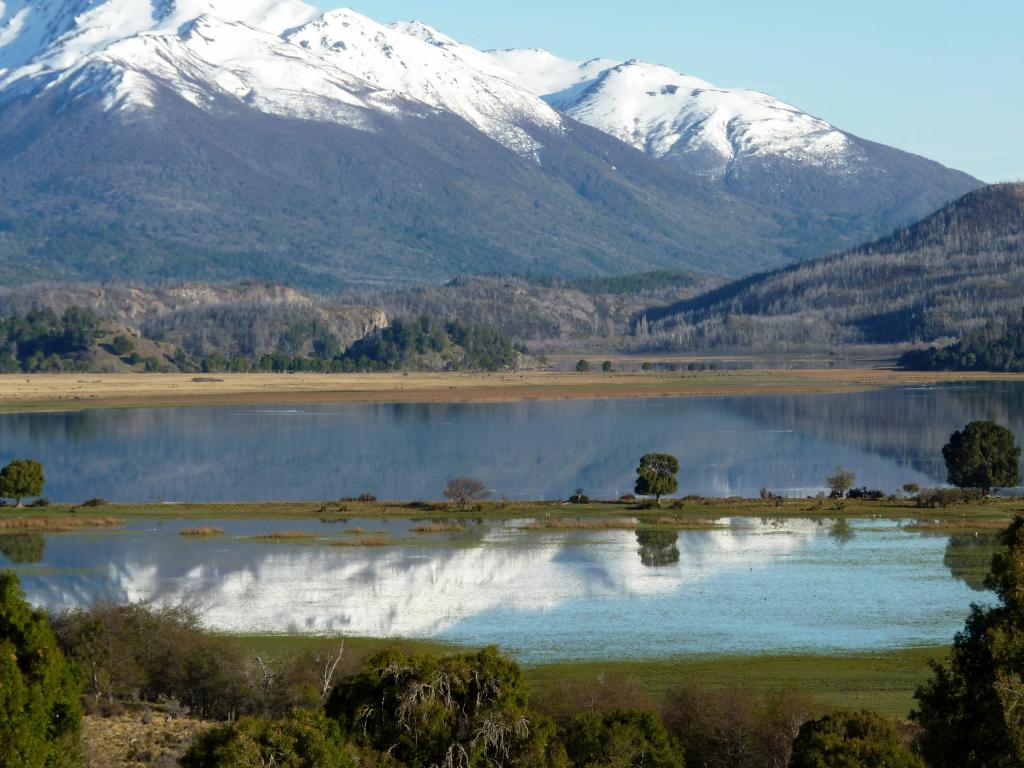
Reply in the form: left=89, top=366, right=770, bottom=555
left=634, top=184, right=1024, bottom=351
left=0, top=307, right=105, bottom=372
left=900, top=308, right=1024, bottom=371
left=0, top=303, right=526, bottom=374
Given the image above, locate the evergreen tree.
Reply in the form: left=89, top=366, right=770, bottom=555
left=942, top=421, right=1021, bottom=494
left=914, top=516, right=1024, bottom=766
left=0, top=571, right=82, bottom=768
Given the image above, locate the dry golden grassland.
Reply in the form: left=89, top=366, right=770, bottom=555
left=3, top=369, right=1024, bottom=412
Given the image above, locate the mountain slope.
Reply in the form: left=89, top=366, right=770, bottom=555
left=0, top=1, right=984, bottom=288
left=0, top=75, right=822, bottom=287
left=638, top=184, right=1024, bottom=349
left=453, top=46, right=982, bottom=239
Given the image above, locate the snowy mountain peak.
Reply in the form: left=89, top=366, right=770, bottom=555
left=287, top=9, right=563, bottom=154
left=535, top=57, right=853, bottom=178
left=0, top=0, right=318, bottom=71
left=388, top=19, right=457, bottom=49
left=482, top=47, right=617, bottom=97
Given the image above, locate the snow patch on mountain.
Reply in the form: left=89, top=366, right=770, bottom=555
left=545, top=61, right=855, bottom=177
left=0, top=0, right=318, bottom=73
left=483, top=48, right=616, bottom=97
left=12, top=13, right=408, bottom=128
left=288, top=10, right=562, bottom=155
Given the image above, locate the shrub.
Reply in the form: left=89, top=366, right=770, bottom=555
left=81, top=497, right=109, bottom=508
left=326, top=646, right=563, bottom=768
left=569, top=488, right=590, bottom=504
left=826, top=468, right=855, bottom=499
left=52, top=603, right=255, bottom=719
left=576, top=360, right=590, bottom=372
left=30, top=497, right=51, bottom=508
left=182, top=709, right=361, bottom=768
left=602, top=360, right=614, bottom=372
left=661, top=684, right=811, bottom=768
left=0, top=571, right=82, bottom=767
left=110, top=335, right=135, bottom=357
left=443, top=477, right=490, bottom=509
left=846, top=487, right=885, bottom=501
left=356, top=494, right=377, bottom=503
left=790, top=710, right=923, bottom=767
left=563, top=709, right=682, bottom=768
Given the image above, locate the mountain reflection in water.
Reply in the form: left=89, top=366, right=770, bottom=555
left=6, top=518, right=984, bottom=661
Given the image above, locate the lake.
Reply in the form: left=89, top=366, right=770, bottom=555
left=1, top=517, right=986, bottom=662
left=1, top=382, right=1023, bottom=502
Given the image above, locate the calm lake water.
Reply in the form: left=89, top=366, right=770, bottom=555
left=2, top=518, right=985, bottom=661
left=1, top=382, right=1024, bottom=502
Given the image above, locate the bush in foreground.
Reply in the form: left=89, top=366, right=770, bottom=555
left=181, top=709, right=373, bottom=768
left=788, top=710, right=922, bottom=767
left=563, top=709, right=682, bottom=768
left=0, top=570, right=82, bottom=768
left=327, top=646, right=565, bottom=768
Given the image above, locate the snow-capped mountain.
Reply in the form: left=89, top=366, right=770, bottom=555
left=543, top=60, right=856, bottom=179
left=0, top=0, right=566, bottom=155
left=285, top=10, right=563, bottom=155
left=0, top=0, right=983, bottom=288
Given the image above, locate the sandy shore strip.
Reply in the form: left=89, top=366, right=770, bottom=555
left=1, top=369, right=1023, bottom=413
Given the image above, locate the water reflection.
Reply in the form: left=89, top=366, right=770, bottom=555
left=636, top=530, right=680, bottom=567
left=3, top=383, right=1024, bottom=502
left=9, top=518, right=984, bottom=661
left=942, top=533, right=1001, bottom=592
left=828, top=519, right=855, bottom=545
left=0, top=533, right=44, bottom=563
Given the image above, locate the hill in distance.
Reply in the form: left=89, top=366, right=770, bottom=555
left=637, top=184, right=1024, bottom=351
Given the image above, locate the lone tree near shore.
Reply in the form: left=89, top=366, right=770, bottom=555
left=826, top=467, right=855, bottom=499
left=942, top=420, right=1021, bottom=495
left=443, top=477, right=490, bottom=509
left=634, top=453, right=680, bottom=502
left=0, top=460, right=45, bottom=507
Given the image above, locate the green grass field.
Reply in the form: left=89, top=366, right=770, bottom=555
left=230, top=634, right=944, bottom=718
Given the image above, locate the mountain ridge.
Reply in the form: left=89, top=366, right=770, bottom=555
left=0, top=0, right=984, bottom=288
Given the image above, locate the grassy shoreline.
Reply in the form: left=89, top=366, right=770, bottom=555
left=2, top=368, right=1024, bottom=413
left=2, top=497, right=1019, bottom=528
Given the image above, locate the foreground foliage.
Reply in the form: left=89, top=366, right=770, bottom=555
left=326, top=646, right=565, bottom=768
left=0, top=571, right=82, bottom=767
left=913, top=516, right=1024, bottom=766
left=182, top=709, right=367, bottom=768
left=788, top=710, right=923, bottom=767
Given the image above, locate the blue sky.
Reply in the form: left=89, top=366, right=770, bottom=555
left=332, top=0, right=1023, bottom=182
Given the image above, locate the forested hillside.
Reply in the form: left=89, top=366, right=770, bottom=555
left=901, top=309, right=1024, bottom=371
left=636, top=184, right=1024, bottom=351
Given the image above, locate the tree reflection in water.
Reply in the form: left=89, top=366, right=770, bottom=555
left=943, top=532, right=1001, bottom=592
left=636, top=529, right=680, bottom=567
left=0, top=534, right=45, bottom=564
